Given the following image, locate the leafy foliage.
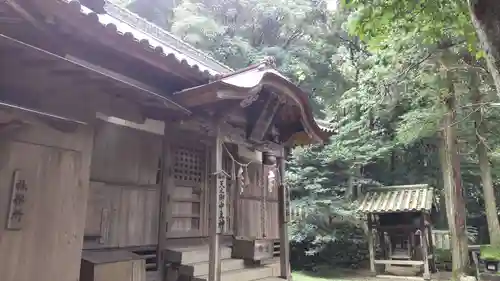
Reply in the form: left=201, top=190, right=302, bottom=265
left=116, top=0, right=500, bottom=271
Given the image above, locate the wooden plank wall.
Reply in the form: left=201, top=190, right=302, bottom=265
left=0, top=119, right=93, bottom=281
left=236, top=162, right=279, bottom=239
left=84, top=121, right=161, bottom=249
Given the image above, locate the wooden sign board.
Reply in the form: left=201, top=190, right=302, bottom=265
left=6, top=170, right=28, bottom=230
left=216, top=174, right=228, bottom=234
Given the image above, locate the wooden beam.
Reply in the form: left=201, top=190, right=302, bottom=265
left=177, top=90, right=219, bottom=107
left=64, top=55, right=190, bottom=114
left=0, top=17, right=25, bottom=24
left=248, top=94, right=281, bottom=142
left=5, top=0, right=49, bottom=32
left=375, top=224, right=420, bottom=231
left=177, top=116, right=282, bottom=152
left=0, top=62, right=148, bottom=125
left=374, top=260, right=424, bottom=266
left=0, top=101, right=86, bottom=125
left=0, top=34, right=190, bottom=113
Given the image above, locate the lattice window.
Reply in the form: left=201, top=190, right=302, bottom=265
left=173, top=146, right=204, bottom=183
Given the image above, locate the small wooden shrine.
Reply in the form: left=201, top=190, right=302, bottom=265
left=358, top=184, right=438, bottom=280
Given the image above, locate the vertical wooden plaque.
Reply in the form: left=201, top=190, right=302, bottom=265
left=6, top=170, right=28, bottom=230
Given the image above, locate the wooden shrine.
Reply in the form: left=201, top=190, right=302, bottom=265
left=359, top=184, right=438, bottom=280
left=0, top=1, right=333, bottom=281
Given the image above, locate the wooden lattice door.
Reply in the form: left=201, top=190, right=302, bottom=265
left=166, top=140, right=208, bottom=238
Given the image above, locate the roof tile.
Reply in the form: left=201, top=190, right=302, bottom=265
left=358, top=184, right=436, bottom=214
left=59, top=0, right=232, bottom=80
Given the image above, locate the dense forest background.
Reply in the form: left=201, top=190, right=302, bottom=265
left=111, top=0, right=500, bottom=272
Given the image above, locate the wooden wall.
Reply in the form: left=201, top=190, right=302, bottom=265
left=0, top=116, right=93, bottom=281
left=236, top=162, right=279, bottom=239
left=84, top=120, right=161, bottom=249
left=85, top=122, right=280, bottom=247
left=160, top=128, right=214, bottom=240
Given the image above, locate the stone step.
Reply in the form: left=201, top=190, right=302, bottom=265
left=165, top=246, right=232, bottom=264
left=179, top=258, right=248, bottom=276
left=263, top=260, right=280, bottom=277
left=197, top=265, right=274, bottom=281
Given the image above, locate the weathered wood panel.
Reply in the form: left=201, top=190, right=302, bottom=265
left=236, top=199, right=279, bottom=239
left=85, top=121, right=162, bottom=248
left=236, top=162, right=279, bottom=239
left=84, top=183, right=159, bottom=248
left=91, top=120, right=162, bottom=185
left=0, top=122, right=93, bottom=281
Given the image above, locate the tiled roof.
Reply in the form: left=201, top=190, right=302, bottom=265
left=175, top=61, right=331, bottom=144
left=358, top=184, right=435, bottom=214
left=36, top=0, right=333, bottom=140
left=53, top=0, right=232, bottom=80
left=103, top=1, right=233, bottom=74
left=314, top=119, right=336, bottom=133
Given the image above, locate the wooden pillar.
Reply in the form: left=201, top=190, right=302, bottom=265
left=367, top=214, right=376, bottom=275
left=378, top=230, right=387, bottom=260
left=387, top=233, right=393, bottom=260
left=208, top=131, right=226, bottom=281
left=278, top=148, right=291, bottom=279
left=420, top=215, right=431, bottom=280
left=157, top=123, right=173, bottom=281
left=208, top=134, right=224, bottom=281
left=410, top=231, right=415, bottom=259
left=425, top=214, right=437, bottom=273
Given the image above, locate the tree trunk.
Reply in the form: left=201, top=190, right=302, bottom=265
left=439, top=85, right=469, bottom=280
left=470, top=76, right=500, bottom=245
left=347, top=166, right=362, bottom=200
left=468, top=0, right=500, bottom=97
left=346, top=169, right=355, bottom=200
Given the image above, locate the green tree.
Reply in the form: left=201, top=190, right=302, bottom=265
left=118, top=0, right=500, bottom=274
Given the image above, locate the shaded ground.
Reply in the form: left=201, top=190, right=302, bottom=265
left=293, top=267, right=453, bottom=281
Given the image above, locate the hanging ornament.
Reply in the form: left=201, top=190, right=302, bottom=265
left=256, top=165, right=262, bottom=189
left=268, top=169, right=276, bottom=193
left=244, top=165, right=250, bottom=187
left=237, top=166, right=244, bottom=193
left=231, top=159, right=236, bottom=183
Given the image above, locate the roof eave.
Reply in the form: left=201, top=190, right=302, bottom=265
left=175, top=62, right=329, bottom=146
left=31, top=0, right=224, bottom=83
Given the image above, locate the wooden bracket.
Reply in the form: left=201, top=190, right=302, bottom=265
left=248, top=94, right=281, bottom=142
